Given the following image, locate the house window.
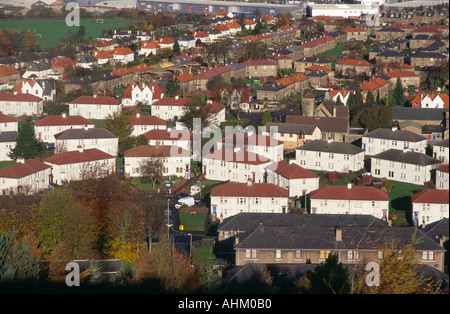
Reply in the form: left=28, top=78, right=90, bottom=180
left=347, top=250, right=359, bottom=261
left=422, top=251, right=434, bottom=261
left=320, top=250, right=331, bottom=260
left=295, top=250, right=302, bottom=260
left=275, top=250, right=281, bottom=259
left=246, top=249, right=258, bottom=259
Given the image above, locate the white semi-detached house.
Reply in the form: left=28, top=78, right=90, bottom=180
left=15, top=79, right=56, bottom=101
left=0, top=92, right=43, bottom=117
left=371, top=149, right=442, bottom=185
left=34, top=113, right=95, bottom=143
left=433, top=138, right=449, bottom=164
left=151, top=96, right=191, bottom=121
left=54, top=127, right=119, bottom=156
left=202, top=148, right=273, bottom=184
left=266, top=160, right=320, bottom=198
left=43, top=147, right=116, bottom=185
left=411, top=189, right=449, bottom=226
left=113, top=47, right=135, bottom=64
left=296, top=139, right=365, bottom=173
left=69, top=95, right=122, bottom=120
left=362, top=126, right=428, bottom=156
left=0, top=130, right=18, bottom=161
left=142, top=128, right=192, bottom=152
left=217, top=131, right=284, bottom=162
left=309, top=183, right=390, bottom=221
left=0, top=158, right=52, bottom=195
left=129, top=112, right=167, bottom=137
left=124, top=145, right=191, bottom=179
left=435, top=164, right=449, bottom=190
left=210, top=180, right=290, bottom=220
left=0, top=113, right=18, bottom=132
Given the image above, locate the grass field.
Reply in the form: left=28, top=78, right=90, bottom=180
left=0, top=19, right=134, bottom=48
left=179, top=211, right=207, bottom=232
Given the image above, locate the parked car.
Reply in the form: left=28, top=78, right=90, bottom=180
left=175, top=196, right=195, bottom=209
left=190, top=184, right=201, bottom=195
left=177, top=192, right=190, bottom=199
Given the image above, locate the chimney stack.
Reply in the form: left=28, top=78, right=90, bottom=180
left=77, top=145, right=84, bottom=153
left=17, top=157, right=25, bottom=164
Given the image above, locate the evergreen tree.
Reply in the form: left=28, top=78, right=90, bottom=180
left=8, top=119, right=41, bottom=160
left=365, top=90, right=375, bottom=105
left=164, top=76, right=180, bottom=97
left=173, top=39, right=180, bottom=55
left=393, top=78, right=407, bottom=107
left=260, top=110, right=273, bottom=125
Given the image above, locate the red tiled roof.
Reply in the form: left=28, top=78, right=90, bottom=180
left=383, top=70, right=418, bottom=77
left=0, top=92, right=42, bottom=102
left=413, top=24, right=448, bottom=33
left=92, top=51, right=113, bottom=60
left=124, top=145, right=190, bottom=158
left=141, top=41, right=160, bottom=49
left=51, top=57, right=75, bottom=68
left=274, top=161, right=319, bottom=179
left=203, top=148, right=271, bottom=165
left=336, top=57, right=372, bottom=66
left=220, top=133, right=283, bottom=147
left=70, top=95, right=121, bottom=105
left=436, top=164, right=449, bottom=173
left=158, top=37, right=175, bottom=45
left=43, top=148, right=115, bottom=165
left=142, top=129, right=192, bottom=141
left=342, top=27, right=366, bottom=32
left=177, top=73, right=194, bottom=83
left=192, top=31, right=209, bottom=38
left=211, top=181, right=289, bottom=197
left=0, top=66, right=20, bottom=77
left=310, top=185, right=389, bottom=201
left=193, top=66, right=230, bottom=80
left=0, top=113, right=18, bottom=123
left=34, top=114, right=94, bottom=126
left=359, top=77, right=388, bottom=91
left=240, top=59, right=276, bottom=67
left=122, top=83, right=164, bottom=100
left=129, top=114, right=166, bottom=126
left=0, top=159, right=51, bottom=179
left=411, top=189, right=449, bottom=204
left=113, top=47, right=134, bottom=55
left=152, top=97, right=192, bottom=107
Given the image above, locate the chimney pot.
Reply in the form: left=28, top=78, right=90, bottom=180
left=335, top=226, right=342, bottom=242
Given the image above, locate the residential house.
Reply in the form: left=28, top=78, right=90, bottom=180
left=139, top=41, right=160, bottom=56
left=309, top=184, right=390, bottom=220
left=240, top=59, right=277, bottom=78
left=23, top=61, right=52, bottom=79
left=266, top=160, right=320, bottom=199
left=92, top=51, right=114, bottom=65
left=124, top=145, right=191, bottom=179
left=113, top=47, right=135, bottom=64
left=383, top=71, right=421, bottom=89
left=0, top=113, right=18, bottom=132
left=435, top=164, right=449, bottom=190
left=192, top=31, right=210, bottom=44
left=43, top=147, right=116, bottom=184
left=54, top=127, right=119, bottom=156
left=411, top=189, right=449, bottom=226
left=326, top=89, right=361, bottom=106
left=121, top=83, right=164, bottom=107
left=157, top=37, right=175, bottom=50
left=358, top=77, right=390, bottom=101
left=371, top=149, right=442, bottom=185
left=392, top=107, right=448, bottom=127
left=266, top=53, right=293, bottom=71
left=262, top=122, right=321, bottom=150
left=412, top=24, right=448, bottom=40
left=15, top=79, right=56, bottom=101
left=226, top=22, right=242, bottom=35
left=34, top=113, right=95, bottom=143
left=129, top=112, right=167, bottom=137
left=150, top=96, right=191, bottom=121
left=177, top=34, right=196, bottom=49
left=411, top=93, right=449, bottom=109
left=342, top=27, right=368, bottom=41
left=75, top=54, right=98, bottom=69
left=0, top=66, right=21, bottom=85
left=410, top=35, right=436, bottom=50
left=294, top=57, right=333, bottom=74
left=295, top=139, right=365, bottom=173
left=285, top=115, right=349, bottom=143
left=314, top=101, right=349, bottom=119
left=433, top=138, right=449, bottom=164
left=375, top=50, right=404, bottom=65
left=227, top=214, right=445, bottom=272
left=362, top=127, right=428, bottom=156
left=335, top=57, right=373, bottom=77
left=206, top=29, right=221, bottom=43
left=142, top=128, right=192, bottom=152
left=375, top=27, right=405, bottom=42
left=0, top=92, right=43, bottom=117
left=210, top=181, right=290, bottom=220
left=202, top=148, right=272, bottom=184
left=69, top=94, right=122, bottom=120
left=0, top=158, right=52, bottom=195
left=410, top=52, right=447, bottom=68
left=0, top=130, right=18, bottom=161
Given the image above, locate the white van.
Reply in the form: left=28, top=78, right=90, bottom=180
left=175, top=196, right=195, bottom=209
left=190, top=184, right=201, bottom=195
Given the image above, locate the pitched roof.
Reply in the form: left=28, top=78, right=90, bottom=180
left=69, top=95, right=121, bottom=105
left=274, top=161, right=319, bottom=179
left=129, top=114, right=166, bottom=126
left=0, top=113, right=18, bottom=123
left=383, top=71, right=418, bottom=78
left=310, top=185, right=389, bottom=201
left=43, top=148, right=115, bottom=165
left=0, top=66, right=20, bottom=76
left=211, top=182, right=289, bottom=198
left=298, top=139, right=364, bottom=155
left=141, top=41, right=160, bottom=49
left=51, top=57, right=75, bottom=68
left=113, top=47, right=134, bottom=55
left=124, top=145, right=190, bottom=158
left=240, top=59, right=276, bottom=67
left=203, top=148, right=271, bottom=165
left=0, top=92, right=43, bottom=102
left=34, top=114, right=94, bottom=127
left=364, top=128, right=426, bottom=142
left=336, top=57, right=372, bottom=66
left=220, top=133, right=283, bottom=147
left=285, top=115, right=349, bottom=133
left=411, top=189, right=449, bottom=204
left=359, top=77, right=389, bottom=91
left=0, top=159, right=51, bottom=179
left=122, top=83, right=164, bottom=100
left=0, top=130, right=18, bottom=143
left=152, top=97, right=191, bottom=107
left=54, top=128, right=117, bottom=140
left=372, top=149, right=442, bottom=166
left=142, top=129, right=192, bottom=141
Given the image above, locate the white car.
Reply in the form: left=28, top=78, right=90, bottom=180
left=175, top=196, right=195, bottom=209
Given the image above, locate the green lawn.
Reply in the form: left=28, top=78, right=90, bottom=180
left=192, top=247, right=215, bottom=266
left=0, top=160, right=14, bottom=170
left=91, top=119, right=106, bottom=129
left=179, top=211, right=207, bottom=232
left=0, top=18, right=134, bottom=48
left=316, top=41, right=354, bottom=57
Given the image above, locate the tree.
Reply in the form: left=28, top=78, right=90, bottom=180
left=173, top=39, right=180, bottom=55
left=105, top=111, right=133, bottom=143
left=0, top=230, right=40, bottom=289
left=8, top=119, right=41, bottom=160
left=393, top=78, right=407, bottom=107
left=22, top=31, right=38, bottom=52
left=351, top=104, right=393, bottom=131
left=38, top=187, right=74, bottom=253
left=347, top=90, right=364, bottom=116
left=299, top=253, right=351, bottom=294
left=164, top=76, right=180, bottom=97
left=180, top=95, right=212, bottom=131
left=365, top=90, right=375, bottom=105
left=260, top=110, right=273, bottom=125
left=198, top=256, right=222, bottom=293
left=352, top=238, right=442, bottom=294
left=139, top=157, right=164, bottom=191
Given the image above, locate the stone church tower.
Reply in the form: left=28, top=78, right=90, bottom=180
left=302, top=93, right=315, bottom=117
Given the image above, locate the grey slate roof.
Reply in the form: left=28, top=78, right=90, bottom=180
left=298, top=139, right=364, bottom=155
left=263, top=122, right=318, bottom=135
left=54, top=128, right=118, bottom=140
left=422, top=218, right=449, bottom=240
left=372, top=149, right=442, bottom=166
left=364, top=128, right=427, bottom=142
left=0, top=131, right=19, bottom=143
left=392, top=107, right=448, bottom=122
left=434, top=138, right=449, bottom=148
